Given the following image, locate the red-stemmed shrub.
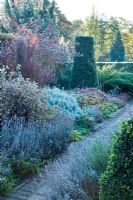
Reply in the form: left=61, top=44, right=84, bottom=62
left=1, top=19, right=68, bottom=85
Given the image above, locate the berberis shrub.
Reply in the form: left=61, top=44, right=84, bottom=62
left=1, top=20, right=68, bottom=86
left=99, top=118, right=133, bottom=200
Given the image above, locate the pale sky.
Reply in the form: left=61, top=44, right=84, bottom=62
left=55, top=0, right=133, bottom=21
left=0, top=0, right=132, bottom=22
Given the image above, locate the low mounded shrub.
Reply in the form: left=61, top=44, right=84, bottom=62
left=10, top=159, right=43, bottom=178
left=70, top=130, right=83, bottom=142
left=1, top=66, right=53, bottom=121
left=42, top=87, right=82, bottom=119
left=99, top=118, right=133, bottom=200
left=99, top=101, right=123, bottom=118
left=76, top=115, right=97, bottom=132
left=85, top=106, right=104, bottom=123
left=2, top=114, right=73, bottom=161
left=97, top=65, right=133, bottom=93
left=74, top=88, right=108, bottom=108
left=88, top=139, right=112, bottom=176
left=97, top=62, right=133, bottom=73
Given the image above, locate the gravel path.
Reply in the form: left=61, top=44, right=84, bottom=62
left=2, top=101, right=133, bottom=200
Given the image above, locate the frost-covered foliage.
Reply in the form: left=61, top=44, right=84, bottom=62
left=1, top=66, right=53, bottom=121
left=1, top=66, right=74, bottom=160
left=1, top=20, right=70, bottom=85
left=73, top=87, right=123, bottom=121
left=1, top=113, right=73, bottom=161
left=1, top=66, right=75, bottom=196
left=29, top=128, right=113, bottom=200
left=81, top=106, right=104, bottom=123
left=74, top=88, right=109, bottom=108
left=42, top=87, right=82, bottom=119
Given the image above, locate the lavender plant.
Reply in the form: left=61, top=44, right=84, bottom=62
left=1, top=111, right=74, bottom=195
left=1, top=113, right=73, bottom=161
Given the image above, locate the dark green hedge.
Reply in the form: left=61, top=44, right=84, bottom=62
left=99, top=118, right=133, bottom=200
left=71, top=36, right=97, bottom=88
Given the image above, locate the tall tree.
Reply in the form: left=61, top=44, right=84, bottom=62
left=2, top=0, right=72, bottom=40
left=83, top=6, right=99, bottom=40
left=110, top=30, right=125, bottom=61
left=98, top=16, right=108, bottom=60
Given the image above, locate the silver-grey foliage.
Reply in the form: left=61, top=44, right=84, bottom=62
left=29, top=131, right=113, bottom=200
left=1, top=113, right=74, bottom=161
left=29, top=102, right=133, bottom=200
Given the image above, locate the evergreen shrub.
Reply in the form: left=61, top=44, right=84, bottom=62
left=110, top=30, right=125, bottom=62
left=1, top=66, right=52, bottom=121
left=99, top=118, right=133, bottom=200
left=43, top=87, right=82, bottom=119
left=71, top=36, right=97, bottom=88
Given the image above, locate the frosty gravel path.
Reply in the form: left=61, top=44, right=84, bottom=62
left=3, top=101, right=133, bottom=200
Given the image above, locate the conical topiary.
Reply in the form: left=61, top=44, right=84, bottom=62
left=110, top=30, right=125, bottom=61
left=71, top=36, right=97, bottom=88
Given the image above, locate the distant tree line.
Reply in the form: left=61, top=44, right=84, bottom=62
left=71, top=7, right=133, bottom=61
left=0, top=1, right=133, bottom=61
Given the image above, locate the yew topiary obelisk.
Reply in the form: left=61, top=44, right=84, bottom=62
left=71, top=36, right=97, bottom=88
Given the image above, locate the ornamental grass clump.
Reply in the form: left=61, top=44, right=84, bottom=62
left=99, top=118, right=133, bottom=200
